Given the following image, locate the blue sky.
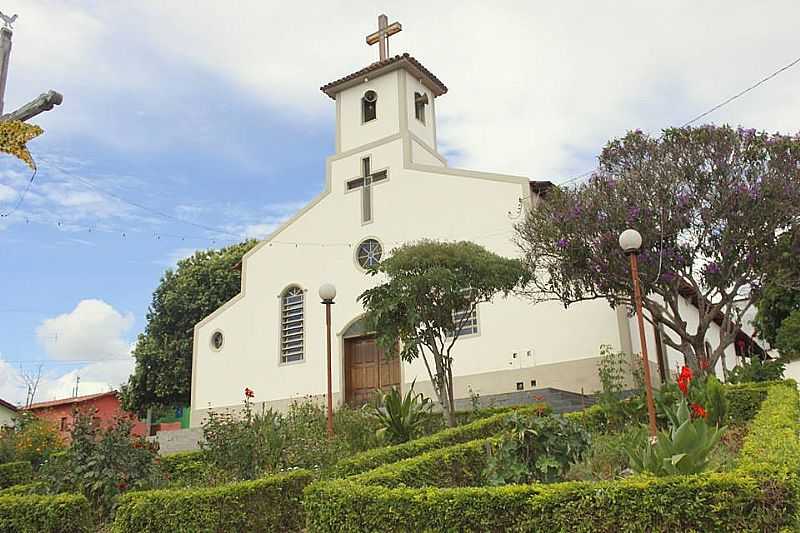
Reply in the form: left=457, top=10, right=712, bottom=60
left=1, top=1, right=799, bottom=403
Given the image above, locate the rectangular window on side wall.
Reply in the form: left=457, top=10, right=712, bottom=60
left=448, top=305, right=479, bottom=337
left=414, top=92, right=428, bottom=124
left=281, top=287, right=305, bottom=363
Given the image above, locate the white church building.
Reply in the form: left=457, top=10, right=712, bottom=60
left=189, top=18, right=757, bottom=425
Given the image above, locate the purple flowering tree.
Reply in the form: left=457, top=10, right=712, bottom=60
left=515, top=125, right=800, bottom=373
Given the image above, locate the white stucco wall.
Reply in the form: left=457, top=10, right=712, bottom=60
left=0, top=404, right=16, bottom=428
left=337, top=71, right=402, bottom=153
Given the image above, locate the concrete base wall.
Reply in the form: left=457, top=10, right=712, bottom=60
left=150, top=427, right=205, bottom=455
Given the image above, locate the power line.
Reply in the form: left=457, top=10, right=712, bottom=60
left=0, top=167, right=37, bottom=218
left=679, top=55, right=800, bottom=128
left=556, top=53, right=800, bottom=186
left=35, top=155, right=245, bottom=239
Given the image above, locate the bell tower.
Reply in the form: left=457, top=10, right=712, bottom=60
left=320, top=15, right=447, bottom=158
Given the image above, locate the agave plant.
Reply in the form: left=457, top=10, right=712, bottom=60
left=371, top=381, right=433, bottom=444
left=627, top=398, right=726, bottom=476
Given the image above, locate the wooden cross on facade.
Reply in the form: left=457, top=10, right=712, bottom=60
left=346, top=156, right=387, bottom=224
left=365, top=14, right=401, bottom=62
left=0, top=13, right=63, bottom=123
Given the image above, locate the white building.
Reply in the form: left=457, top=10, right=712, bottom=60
left=189, top=31, right=757, bottom=425
left=0, top=398, right=18, bottom=429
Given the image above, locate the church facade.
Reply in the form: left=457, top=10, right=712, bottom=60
left=189, top=46, right=745, bottom=425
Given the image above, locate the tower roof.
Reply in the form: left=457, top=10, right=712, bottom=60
left=320, top=53, right=448, bottom=100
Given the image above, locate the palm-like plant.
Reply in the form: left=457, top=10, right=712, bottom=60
left=371, top=381, right=433, bottom=444
left=627, top=398, right=726, bottom=476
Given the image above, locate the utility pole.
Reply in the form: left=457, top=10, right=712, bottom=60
left=0, top=11, right=63, bottom=123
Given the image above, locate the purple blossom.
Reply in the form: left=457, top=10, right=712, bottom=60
left=557, top=238, right=569, bottom=249
left=627, top=207, right=641, bottom=222
left=660, top=271, right=676, bottom=283
left=706, top=262, right=721, bottom=275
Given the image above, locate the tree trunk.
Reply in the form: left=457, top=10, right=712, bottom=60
left=444, top=361, right=457, bottom=427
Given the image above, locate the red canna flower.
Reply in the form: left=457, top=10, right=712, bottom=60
left=690, top=403, right=707, bottom=419
left=244, top=387, right=255, bottom=399
left=700, top=358, right=710, bottom=370
left=677, top=366, right=692, bottom=396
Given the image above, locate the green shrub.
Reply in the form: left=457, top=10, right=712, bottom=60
left=484, top=414, right=591, bottom=484
left=725, top=380, right=792, bottom=424
left=0, top=493, right=92, bottom=533
left=160, top=451, right=211, bottom=487
left=305, top=472, right=797, bottom=532
left=566, top=427, right=643, bottom=481
left=739, top=383, right=800, bottom=471
left=333, top=405, right=382, bottom=453
left=564, top=403, right=608, bottom=433
left=326, top=403, right=549, bottom=478
left=113, top=470, right=313, bottom=533
left=0, top=482, right=47, bottom=497
left=0, top=461, right=31, bottom=489
left=352, top=438, right=492, bottom=488
left=727, top=357, right=785, bottom=384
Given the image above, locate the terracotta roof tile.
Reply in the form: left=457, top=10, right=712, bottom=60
left=321, top=53, right=448, bottom=99
left=27, top=391, right=118, bottom=411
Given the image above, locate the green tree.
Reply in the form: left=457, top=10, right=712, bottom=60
left=516, top=126, right=800, bottom=374
left=122, top=240, right=257, bottom=414
left=754, top=231, right=800, bottom=359
left=358, top=240, right=529, bottom=427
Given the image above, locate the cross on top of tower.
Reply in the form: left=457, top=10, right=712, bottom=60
left=365, top=14, right=401, bottom=62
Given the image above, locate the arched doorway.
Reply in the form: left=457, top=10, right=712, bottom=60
left=342, top=318, right=401, bottom=406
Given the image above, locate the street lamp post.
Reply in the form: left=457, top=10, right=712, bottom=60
left=619, top=229, right=658, bottom=438
left=319, top=283, right=337, bottom=438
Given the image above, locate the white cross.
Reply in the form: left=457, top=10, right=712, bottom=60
left=347, top=157, right=387, bottom=223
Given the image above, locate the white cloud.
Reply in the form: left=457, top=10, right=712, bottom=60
left=0, top=300, right=136, bottom=405
left=36, top=299, right=134, bottom=361
left=0, top=356, right=133, bottom=405
left=0, top=184, right=16, bottom=203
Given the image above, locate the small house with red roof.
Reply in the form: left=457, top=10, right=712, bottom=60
left=27, top=391, right=146, bottom=441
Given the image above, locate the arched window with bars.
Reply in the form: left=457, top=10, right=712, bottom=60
left=280, top=286, right=305, bottom=363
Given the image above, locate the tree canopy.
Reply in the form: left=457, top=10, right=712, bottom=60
left=754, top=231, right=800, bottom=359
left=358, top=240, right=529, bottom=426
left=516, top=125, right=800, bottom=373
left=122, top=240, right=257, bottom=415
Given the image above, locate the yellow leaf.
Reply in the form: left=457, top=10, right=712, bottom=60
left=0, top=120, right=43, bottom=169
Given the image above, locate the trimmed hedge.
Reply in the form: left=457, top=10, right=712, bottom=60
left=160, top=450, right=209, bottom=486
left=306, top=471, right=796, bottom=532
left=0, top=482, right=46, bottom=497
left=0, top=493, right=91, bottom=533
left=326, top=403, right=548, bottom=478
left=0, top=461, right=32, bottom=489
left=739, top=383, right=800, bottom=471
left=305, top=384, right=800, bottom=532
left=725, top=380, right=793, bottom=424
left=112, top=469, right=313, bottom=533
left=351, top=438, right=492, bottom=488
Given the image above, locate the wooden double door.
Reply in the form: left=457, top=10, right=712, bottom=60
left=344, top=335, right=401, bottom=406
